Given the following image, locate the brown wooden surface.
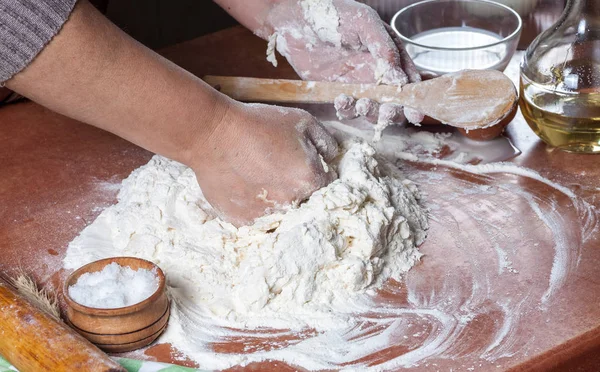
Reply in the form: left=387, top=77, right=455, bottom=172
left=1, top=26, right=600, bottom=371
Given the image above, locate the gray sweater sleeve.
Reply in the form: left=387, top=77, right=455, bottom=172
left=0, top=0, right=78, bottom=83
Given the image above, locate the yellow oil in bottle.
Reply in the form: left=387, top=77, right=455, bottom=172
left=520, top=73, right=600, bottom=153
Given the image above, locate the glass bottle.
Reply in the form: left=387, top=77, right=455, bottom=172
left=520, top=0, right=600, bottom=153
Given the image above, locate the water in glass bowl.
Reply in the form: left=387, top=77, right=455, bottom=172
left=406, top=27, right=506, bottom=75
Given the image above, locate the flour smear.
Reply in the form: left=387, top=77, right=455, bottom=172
left=63, top=50, right=596, bottom=370
left=63, top=128, right=596, bottom=370
left=64, top=140, right=431, bottom=370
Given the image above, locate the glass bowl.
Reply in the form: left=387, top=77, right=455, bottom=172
left=391, top=0, right=522, bottom=77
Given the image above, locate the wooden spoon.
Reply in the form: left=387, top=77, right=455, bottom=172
left=204, top=69, right=518, bottom=130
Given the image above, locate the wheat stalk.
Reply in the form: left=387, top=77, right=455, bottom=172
left=10, top=271, right=61, bottom=320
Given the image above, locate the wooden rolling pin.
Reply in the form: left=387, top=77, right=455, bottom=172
left=204, top=69, right=518, bottom=130
left=0, top=281, right=125, bottom=372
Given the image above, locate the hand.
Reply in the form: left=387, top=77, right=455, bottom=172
left=191, top=101, right=339, bottom=226
left=264, top=0, right=423, bottom=126
left=266, top=1, right=419, bottom=85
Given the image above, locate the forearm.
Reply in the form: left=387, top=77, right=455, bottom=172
left=6, top=0, right=229, bottom=166
left=214, top=0, right=278, bottom=38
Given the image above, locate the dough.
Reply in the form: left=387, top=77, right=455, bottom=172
left=64, top=140, right=428, bottom=361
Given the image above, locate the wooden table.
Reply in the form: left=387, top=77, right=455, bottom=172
left=1, top=27, right=599, bottom=371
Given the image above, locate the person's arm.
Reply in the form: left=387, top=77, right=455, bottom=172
left=6, top=0, right=227, bottom=166
left=4, top=0, right=338, bottom=226
left=213, top=0, right=276, bottom=38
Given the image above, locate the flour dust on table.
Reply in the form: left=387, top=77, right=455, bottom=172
left=63, top=140, right=429, bottom=370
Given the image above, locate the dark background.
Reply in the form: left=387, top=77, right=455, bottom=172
left=89, top=0, right=566, bottom=50
left=1, top=0, right=570, bottom=104
left=90, top=0, right=237, bottom=49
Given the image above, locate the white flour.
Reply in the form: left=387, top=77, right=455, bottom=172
left=323, top=119, right=519, bottom=164
left=265, top=0, right=342, bottom=68
left=64, top=141, right=429, bottom=368
left=300, top=0, right=342, bottom=47
left=266, top=33, right=278, bottom=67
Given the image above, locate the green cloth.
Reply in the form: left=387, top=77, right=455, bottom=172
left=0, top=354, right=206, bottom=372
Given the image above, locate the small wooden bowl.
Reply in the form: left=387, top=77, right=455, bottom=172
left=420, top=102, right=518, bottom=141
left=63, top=257, right=170, bottom=353
left=457, top=103, right=518, bottom=141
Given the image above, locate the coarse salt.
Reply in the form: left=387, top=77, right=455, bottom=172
left=68, top=262, right=159, bottom=309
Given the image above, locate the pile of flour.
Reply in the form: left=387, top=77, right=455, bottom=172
left=64, top=140, right=428, bottom=367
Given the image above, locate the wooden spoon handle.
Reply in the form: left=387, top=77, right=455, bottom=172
left=0, top=282, right=125, bottom=372
left=204, top=70, right=518, bottom=130
left=203, top=75, right=402, bottom=104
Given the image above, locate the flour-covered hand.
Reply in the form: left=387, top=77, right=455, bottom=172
left=262, top=0, right=423, bottom=126
left=191, top=102, right=338, bottom=226
left=265, top=1, right=418, bottom=84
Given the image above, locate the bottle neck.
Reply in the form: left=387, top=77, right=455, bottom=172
left=567, top=0, right=600, bottom=15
